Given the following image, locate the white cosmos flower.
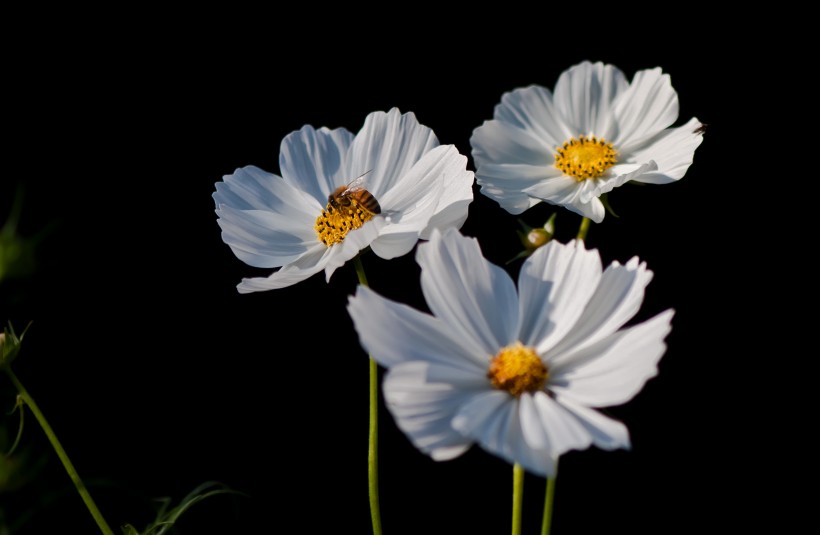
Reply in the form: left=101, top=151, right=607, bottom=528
left=470, top=60, right=704, bottom=223
left=214, top=108, right=474, bottom=293
left=347, top=227, right=673, bottom=477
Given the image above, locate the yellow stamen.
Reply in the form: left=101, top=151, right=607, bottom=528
left=554, top=135, right=617, bottom=181
left=487, top=342, right=548, bottom=397
left=314, top=195, right=377, bottom=247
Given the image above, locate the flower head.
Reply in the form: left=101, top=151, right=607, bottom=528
left=347, top=228, right=673, bottom=477
left=214, top=108, right=474, bottom=292
left=470, top=60, right=704, bottom=223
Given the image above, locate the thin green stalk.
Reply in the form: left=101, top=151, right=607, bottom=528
left=512, top=463, right=524, bottom=535
left=540, top=459, right=559, bottom=535
left=354, top=254, right=382, bottom=535
left=576, top=217, right=590, bottom=241
left=4, top=368, right=114, bottom=535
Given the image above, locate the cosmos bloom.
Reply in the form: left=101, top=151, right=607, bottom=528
left=470, top=60, right=704, bottom=223
left=214, top=108, right=474, bottom=293
left=347, top=227, right=673, bottom=477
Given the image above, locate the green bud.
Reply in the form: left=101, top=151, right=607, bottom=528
left=517, top=213, right=556, bottom=252
left=1, top=322, right=29, bottom=369
left=508, top=214, right=558, bottom=264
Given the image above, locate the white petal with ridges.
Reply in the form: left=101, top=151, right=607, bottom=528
left=550, top=309, right=674, bottom=407
left=477, top=161, right=562, bottom=215
left=548, top=257, right=654, bottom=360
left=528, top=391, right=592, bottom=456
left=322, top=216, right=386, bottom=281
left=553, top=61, right=629, bottom=139
left=375, top=146, right=473, bottom=256
left=420, top=149, right=474, bottom=239
left=215, top=205, right=316, bottom=267
left=586, top=161, right=659, bottom=202
left=494, top=85, right=571, bottom=148
left=417, top=229, right=519, bottom=354
left=517, top=240, right=602, bottom=356
left=214, top=165, right=323, bottom=214
left=523, top=176, right=582, bottom=206
left=382, top=361, right=477, bottom=460
left=279, top=125, right=354, bottom=202
left=554, top=395, right=631, bottom=450
left=628, top=118, right=704, bottom=184
left=345, top=108, right=438, bottom=197
left=471, top=119, right=552, bottom=169
left=612, top=67, right=679, bottom=148
left=454, top=392, right=559, bottom=477
left=348, top=286, right=489, bottom=369
left=236, top=245, right=330, bottom=293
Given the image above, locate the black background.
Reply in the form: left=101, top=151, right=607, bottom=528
left=1, top=14, right=787, bottom=535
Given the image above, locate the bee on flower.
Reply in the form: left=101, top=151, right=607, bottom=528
left=214, top=108, right=474, bottom=293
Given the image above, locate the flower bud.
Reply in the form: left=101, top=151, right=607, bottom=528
left=508, top=214, right=557, bottom=264
left=1, top=322, right=27, bottom=369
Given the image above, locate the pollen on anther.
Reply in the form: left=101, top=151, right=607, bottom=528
left=314, top=198, right=377, bottom=247
left=554, top=135, right=618, bottom=181
left=487, top=342, right=548, bottom=397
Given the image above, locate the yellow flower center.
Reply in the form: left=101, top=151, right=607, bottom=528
left=487, top=342, right=548, bottom=397
left=554, top=135, right=617, bottom=181
left=314, top=189, right=379, bottom=246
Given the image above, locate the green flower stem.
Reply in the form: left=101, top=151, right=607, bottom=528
left=512, top=463, right=524, bottom=535
left=540, top=459, right=558, bottom=535
left=4, top=367, right=114, bottom=535
left=354, top=255, right=382, bottom=535
left=576, top=217, right=590, bottom=241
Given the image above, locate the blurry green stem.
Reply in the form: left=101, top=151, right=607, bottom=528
left=576, top=217, right=590, bottom=241
left=540, top=459, right=558, bottom=535
left=512, top=463, right=524, bottom=535
left=4, top=368, right=114, bottom=535
left=354, top=255, right=382, bottom=535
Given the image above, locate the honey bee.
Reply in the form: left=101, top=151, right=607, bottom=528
left=328, top=170, right=381, bottom=215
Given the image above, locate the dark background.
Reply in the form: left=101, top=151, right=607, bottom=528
left=1, top=16, right=786, bottom=535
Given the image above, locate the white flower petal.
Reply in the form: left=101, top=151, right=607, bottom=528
left=612, top=67, right=679, bottom=148
left=417, top=228, right=519, bottom=355
left=516, top=240, right=602, bottom=355
left=373, top=145, right=472, bottom=259
left=471, top=118, right=552, bottom=169
left=213, top=166, right=277, bottom=211
left=554, top=394, right=631, bottom=450
left=550, top=309, right=674, bottom=407
left=322, top=216, right=386, bottom=281
left=553, top=61, right=629, bottom=139
left=473, top=163, right=561, bottom=215
left=214, top=165, right=322, bottom=214
left=588, top=161, right=659, bottom=201
left=347, top=286, right=490, bottom=370
left=420, top=197, right=472, bottom=240
left=569, top=198, right=606, bottom=223
left=454, top=391, right=560, bottom=477
left=493, top=85, right=571, bottom=148
left=382, top=361, right=477, bottom=461
left=421, top=149, right=475, bottom=239
left=527, top=391, right=592, bottom=456
left=451, top=390, right=512, bottom=451
left=547, top=256, right=655, bottom=359
left=521, top=177, right=607, bottom=223
left=345, top=108, right=438, bottom=197
left=279, top=125, right=355, bottom=202
left=236, top=246, right=330, bottom=293
left=215, top=205, right=316, bottom=267
left=523, top=175, right=581, bottom=205
left=628, top=118, right=705, bottom=184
